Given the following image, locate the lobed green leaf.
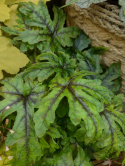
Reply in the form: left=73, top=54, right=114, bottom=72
left=0, top=76, right=46, bottom=165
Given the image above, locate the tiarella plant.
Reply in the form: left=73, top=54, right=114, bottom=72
left=2, top=0, right=80, bottom=54
left=0, top=0, right=125, bottom=166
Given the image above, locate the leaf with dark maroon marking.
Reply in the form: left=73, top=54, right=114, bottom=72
left=23, top=51, right=76, bottom=81
left=0, top=76, right=46, bottom=166
left=52, top=144, right=92, bottom=166
left=74, top=146, right=93, bottom=166
left=92, top=97, right=125, bottom=160
left=2, top=0, right=80, bottom=53
left=76, top=47, right=121, bottom=94
left=34, top=87, right=66, bottom=137
left=53, top=145, right=74, bottom=166
left=34, top=72, right=111, bottom=143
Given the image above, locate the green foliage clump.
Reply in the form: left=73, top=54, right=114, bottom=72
left=2, top=0, right=80, bottom=53
left=0, top=1, right=125, bottom=166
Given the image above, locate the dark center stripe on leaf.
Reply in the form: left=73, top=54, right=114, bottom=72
left=68, top=85, right=98, bottom=135
left=102, top=111, right=114, bottom=149
left=0, top=98, right=22, bottom=114
left=23, top=100, right=31, bottom=163
left=42, top=86, right=66, bottom=122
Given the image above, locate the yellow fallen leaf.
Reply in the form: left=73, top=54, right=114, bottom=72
left=5, top=0, right=41, bottom=5
left=0, top=24, right=2, bottom=36
left=0, top=36, right=29, bottom=79
left=5, top=0, right=16, bottom=4
left=0, top=0, right=10, bottom=22
left=15, top=0, right=39, bottom=4
left=4, top=5, right=18, bottom=27
left=43, top=0, right=50, bottom=2
left=5, top=0, right=50, bottom=5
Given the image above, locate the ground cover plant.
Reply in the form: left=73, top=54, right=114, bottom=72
left=0, top=0, right=125, bottom=165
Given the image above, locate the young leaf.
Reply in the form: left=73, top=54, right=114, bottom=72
left=34, top=72, right=111, bottom=143
left=3, top=0, right=80, bottom=52
left=46, top=125, right=62, bottom=139
left=76, top=47, right=121, bottom=94
left=0, top=76, right=46, bottom=165
left=73, top=31, right=91, bottom=51
left=111, top=94, right=124, bottom=112
left=98, top=62, right=122, bottom=94
left=23, top=51, right=76, bottom=81
left=77, top=47, right=107, bottom=74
